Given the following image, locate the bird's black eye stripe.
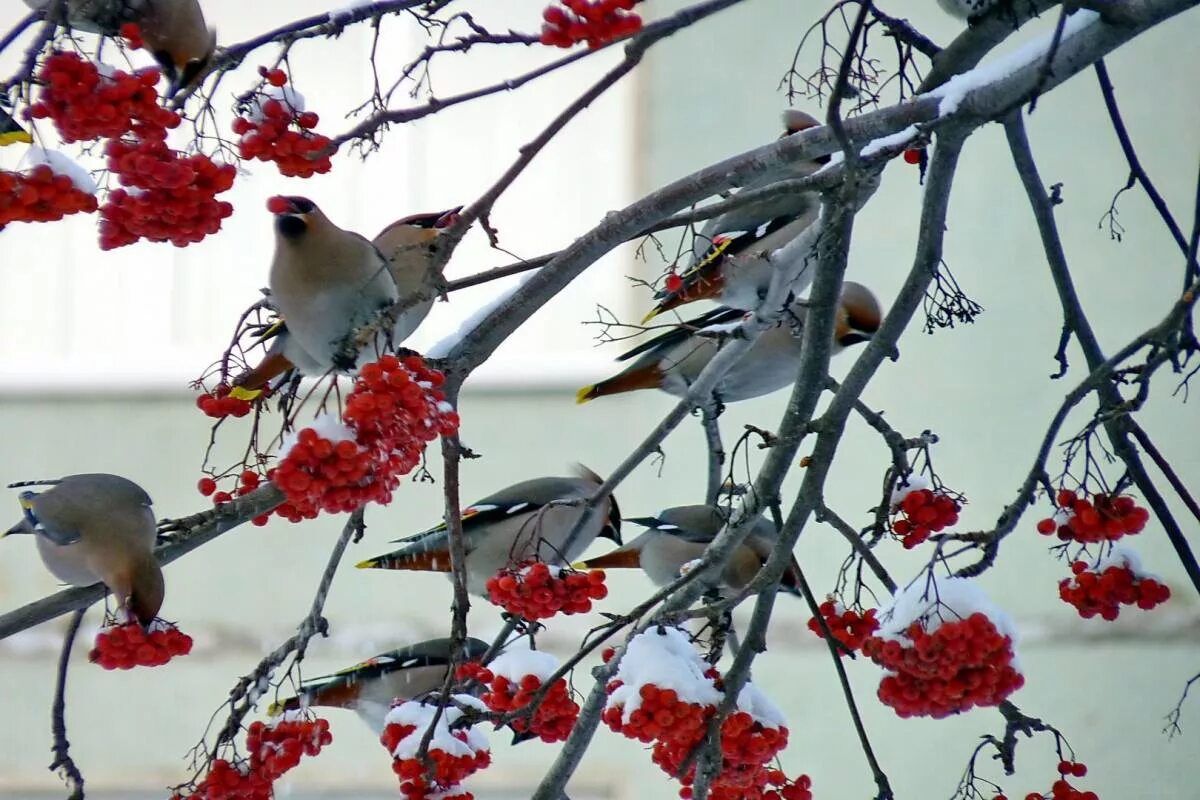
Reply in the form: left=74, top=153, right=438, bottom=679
left=288, top=197, right=315, bottom=214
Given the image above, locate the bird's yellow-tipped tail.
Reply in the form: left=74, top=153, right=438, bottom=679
left=0, top=130, right=31, bottom=147
left=640, top=305, right=666, bottom=325
left=356, top=549, right=451, bottom=573
left=266, top=698, right=292, bottom=717
left=231, top=350, right=295, bottom=395
left=228, top=386, right=262, bottom=401
left=576, top=364, right=664, bottom=405
left=573, top=548, right=641, bottom=569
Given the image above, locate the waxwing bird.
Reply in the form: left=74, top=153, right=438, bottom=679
left=578, top=282, right=882, bottom=406
left=24, top=0, right=217, bottom=96
left=357, top=466, right=622, bottom=596
left=269, top=637, right=489, bottom=733
left=232, top=199, right=461, bottom=395
left=4, top=473, right=163, bottom=625
left=644, top=110, right=829, bottom=320
left=576, top=505, right=801, bottom=595
left=0, top=102, right=32, bottom=147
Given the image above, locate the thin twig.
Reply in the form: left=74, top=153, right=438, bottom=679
left=701, top=408, right=725, bottom=506
left=49, top=608, right=86, bottom=800
left=211, top=509, right=362, bottom=750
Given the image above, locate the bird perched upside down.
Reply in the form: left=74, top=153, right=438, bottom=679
left=269, top=637, right=489, bottom=733
left=4, top=473, right=163, bottom=625
left=357, top=465, right=622, bottom=596
left=24, top=0, right=218, bottom=96
left=644, top=109, right=830, bottom=319
left=575, top=504, right=801, bottom=596
left=578, top=281, right=881, bottom=406
left=230, top=197, right=461, bottom=397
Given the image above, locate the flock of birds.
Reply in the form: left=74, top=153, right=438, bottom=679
left=2, top=0, right=1000, bottom=738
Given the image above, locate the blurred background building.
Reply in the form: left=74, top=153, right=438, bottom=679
left=1, top=1, right=1198, bottom=798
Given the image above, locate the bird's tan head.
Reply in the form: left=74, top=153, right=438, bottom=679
left=834, top=281, right=883, bottom=347
left=375, top=206, right=464, bottom=247
left=780, top=109, right=832, bottom=165
left=167, top=27, right=217, bottom=96
left=268, top=195, right=324, bottom=240
left=122, top=557, right=166, bottom=628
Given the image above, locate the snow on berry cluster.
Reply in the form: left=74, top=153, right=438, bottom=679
left=465, top=649, right=580, bottom=743
left=0, top=148, right=98, bottom=228
left=540, top=0, right=643, bottom=49
left=1036, top=489, right=1150, bottom=544
left=170, top=713, right=332, bottom=800
left=862, top=576, right=1024, bottom=719
left=380, top=698, right=490, bottom=800
left=807, top=599, right=879, bottom=656
left=195, top=383, right=261, bottom=420
left=88, top=619, right=193, bottom=670
left=270, top=355, right=459, bottom=522
left=28, top=51, right=179, bottom=142
left=993, top=761, right=1097, bottom=800
left=603, top=628, right=812, bottom=800
left=485, top=562, right=608, bottom=620
left=100, top=130, right=236, bottom=249
left=602, top=627, right=723, bottom=744
left=1058, top=544, right=1170, bottom=620
left=890, top=476, right=961, bottom=549
left=233, top=70, right=333, bottom=178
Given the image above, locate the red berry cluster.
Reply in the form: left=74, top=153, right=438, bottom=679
left=891, top=488, right=961, bottom=549
left=0, top=165, right=98, bottom=228
left=170, top=758, right=270, bottom=800
left=903, top=148, right=924, bottom=165
left=246, top=717, right=332, bottom=779
left=100, top=132, right=236, bottom=249
left=663, top=272, right=684, bottom=294
left=1036, top=489, right=1150, bottom=544
left=120, top=23, right=145, bottom=50
left=635, top=684, right=809, bottom=800
left=604, top=681, right=715, bottom=743
left=603, top=630, right=810, bottom=800
left=863, top=612, right=1024, bottom=718
left=464, top=663, right=580, bottom=743
left=540, top=0, right=643, bottom=49
left=485, top=562, right=608, bottom=620
left=1059, top=559, right=1170, bottom=620
left=29, top=52, right=178, bottom=142
left=233, top=70, right=333, bottom=178
left=197, top=471, right=271, bottom=525
left=807, top=600, right=879, bottom=656
left=270, top=355, right=457, bottom=522
left=343, top=354, right=459, bottom=448
left=655, top=739, right=812, bottom=800
left=195, top=383, right=256, bottom=419
left=88, top=620, right=193, bottom=670
left=996, top=761, right=1097, bottom=800
left=381, top=720, right=490, bottom=799
left=170, top=715, right=331, bottom=800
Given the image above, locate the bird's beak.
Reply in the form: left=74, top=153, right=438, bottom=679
left=2, top=521, right=24, bottom=538
left=434, top=206, right=464, bottom=229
